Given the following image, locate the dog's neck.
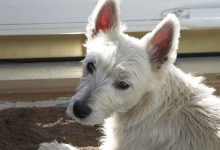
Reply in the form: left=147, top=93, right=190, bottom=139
left=105, top=66, right=218, bottom=150
left=114, top=65, right=212, bottom=126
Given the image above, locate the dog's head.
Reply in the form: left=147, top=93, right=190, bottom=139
left=67, top=0, right=180, bottom=125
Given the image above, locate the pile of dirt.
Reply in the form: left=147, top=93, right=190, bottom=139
left=0, top=107, right=101, bottom=150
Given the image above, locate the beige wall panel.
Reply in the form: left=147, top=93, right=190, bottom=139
left=179, top=29, right=220, bottom=53
left=0, top=30, right=219, bottom=59
left=129, top=29, right=220, bottom=54
left=0, top=35, right=85, bottom=59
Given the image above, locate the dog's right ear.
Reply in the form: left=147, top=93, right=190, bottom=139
left=86, top=0, right=120, bottom=38
left=142, top=14, right=180, bottom=70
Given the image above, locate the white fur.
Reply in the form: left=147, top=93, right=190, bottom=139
left=38, top=0, right=220, bottom=150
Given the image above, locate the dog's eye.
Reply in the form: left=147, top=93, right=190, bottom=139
left=87, top=62, right=95, bottom=73
left=115, top=81, right=130, bottom=90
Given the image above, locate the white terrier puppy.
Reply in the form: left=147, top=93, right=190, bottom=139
left=39, top=0, right=220, bottom=149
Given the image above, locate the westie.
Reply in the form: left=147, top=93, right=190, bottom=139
left=39, top=0, right=220, bottom=149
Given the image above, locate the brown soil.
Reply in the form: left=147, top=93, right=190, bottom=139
left=0, top=107, right=101, bottom=150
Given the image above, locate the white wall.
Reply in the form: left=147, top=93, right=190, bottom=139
left=0, top=0, right=220, bottom=35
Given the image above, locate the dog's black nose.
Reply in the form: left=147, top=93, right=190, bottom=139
left=73, top=101, right=92, bottom=119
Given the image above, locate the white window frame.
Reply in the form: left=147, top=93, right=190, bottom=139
left=0, top=0, right=220, bottom=35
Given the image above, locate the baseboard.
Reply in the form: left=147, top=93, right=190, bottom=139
left=0, top=73, right=219, bottom=102
left=0, top=78, right=78, bottom=94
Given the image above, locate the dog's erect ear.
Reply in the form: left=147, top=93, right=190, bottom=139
left=144, top=14, right=180, bottom=69
left=86, top=0, right=120, bottom=38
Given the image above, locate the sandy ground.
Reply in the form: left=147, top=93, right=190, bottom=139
left=0, top=107, right=101, bottom=150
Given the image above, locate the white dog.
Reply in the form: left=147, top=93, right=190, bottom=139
left=39, top=0, right=220, bottom=149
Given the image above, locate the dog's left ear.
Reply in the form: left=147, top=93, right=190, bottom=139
left=143, top=14, right=180, bottom=69
left=86, top=0, right=120, bottom=38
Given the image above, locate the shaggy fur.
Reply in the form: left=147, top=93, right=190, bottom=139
left=38, top=0, right=220, bottom=150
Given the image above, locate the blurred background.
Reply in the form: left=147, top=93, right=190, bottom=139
left=0, top=1, right=219, bottom=150
left=0, top=0, right=219, bottom=105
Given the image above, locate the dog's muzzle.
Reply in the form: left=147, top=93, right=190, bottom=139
left=73, top=101, right=92, bottom=119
